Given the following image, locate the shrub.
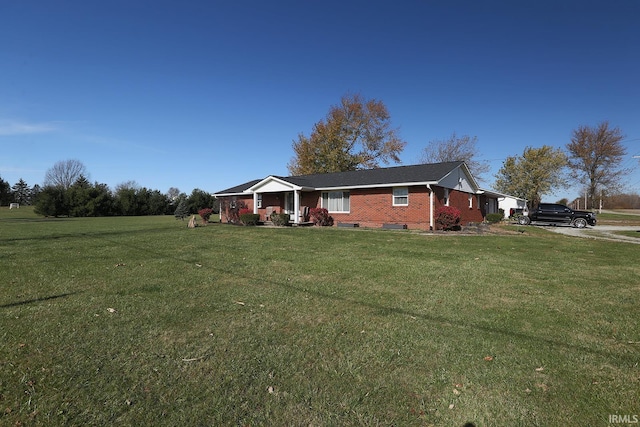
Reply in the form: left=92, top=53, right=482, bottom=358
left=486, top=213, right=503, bottom=223
left=435, top=206, right=461, bottom=231
left=309, top=208, right=334, bottom=226
left=198, top=208, right=213, bottom=225
left=239, top=213, right=260, bottom=226
left=270, top=212, right=290, bottom=226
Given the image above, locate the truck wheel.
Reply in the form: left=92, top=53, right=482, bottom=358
left=518, top=216, right=531, bottom=225
left=573, top=218, right=587, bottom=228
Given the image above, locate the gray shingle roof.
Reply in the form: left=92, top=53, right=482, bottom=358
left=214, top=161, right=465, bottom=194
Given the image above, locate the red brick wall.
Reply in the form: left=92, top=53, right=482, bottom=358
left=218, top=186, right=486, bottom=228
left=431, top=187, right=485, bottom=226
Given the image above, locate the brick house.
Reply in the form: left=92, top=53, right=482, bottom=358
left=213, top=161, right=498, bottom=230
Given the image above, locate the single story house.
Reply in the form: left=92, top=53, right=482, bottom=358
left=213, top=161, right=500, bottom=230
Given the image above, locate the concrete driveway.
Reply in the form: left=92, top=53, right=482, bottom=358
left=542, top=224, right=640, bottom=244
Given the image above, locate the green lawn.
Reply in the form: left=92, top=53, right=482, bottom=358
left=1, top=207, right=638, bottom=426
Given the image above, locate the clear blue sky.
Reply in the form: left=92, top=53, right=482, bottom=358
left=2, top=1, right=639, bottom=202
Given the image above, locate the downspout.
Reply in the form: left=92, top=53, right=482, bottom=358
left=426, top=184, right=434, bottom=230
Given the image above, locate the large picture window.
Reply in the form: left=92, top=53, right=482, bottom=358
left=393, top=187, right=409, bottom=206
left=321, top=191, right=350, bottom=212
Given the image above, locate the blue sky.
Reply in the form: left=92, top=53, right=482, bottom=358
left=1, top=1, right=639, bottom=201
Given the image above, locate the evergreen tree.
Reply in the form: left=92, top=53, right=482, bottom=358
left=33, top=186, right=67, bottom=217
left=11, top=179, right=32, bottom=205
left=187, top=188, right=214, bottom=214
left=0, top=175, right=12, bottom=205
left=174, top=197, right=189, bottom=220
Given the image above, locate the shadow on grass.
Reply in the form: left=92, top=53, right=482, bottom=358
left=0, top=292, right=81, bottom=308
left=0, top=226, right=174, bottom=243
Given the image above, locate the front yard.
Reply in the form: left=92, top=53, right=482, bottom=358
left=1, top=209, right=638, bottom=425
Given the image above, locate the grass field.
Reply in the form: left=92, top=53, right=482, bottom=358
left=1, top=207, right=639, bottom=426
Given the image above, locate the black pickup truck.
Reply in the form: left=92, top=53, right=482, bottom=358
left=518, top=203, right=596, bottom=228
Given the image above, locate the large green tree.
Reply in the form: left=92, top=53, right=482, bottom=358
left=288, top=93, right=406, bottom=175
left=419, top=133, right=490, bottom=181
left=33, top=186, right=67, bottom=217
left=187, top=188, right=216, bottom=214
left=567, top=121, right=627, bottom=208
left=494, top=145, right=568, bottom=208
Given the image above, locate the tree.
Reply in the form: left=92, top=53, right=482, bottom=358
left=419, top=133, right=490, bottom=181
left=114, top=181, right=140, bottom=215
left=67, top=175, right=93, bottom=217
left=493, top=146, right=567, bottom=208
left=187, top=188, right=215, bottom=214
left=174, top=197, right=189, bottom=220
left=12, top=179, right=32, bottom=205
left=167, top=187, right=181, bottom=202
left=287, top=93, right=407, bottom=175
left=0, top=175, right=12, bottom=205
left=44, top=159, right=89, bottom=189
left=567, top=121, right=628, bottom=209
left=33, top=186, right=67, bottom=217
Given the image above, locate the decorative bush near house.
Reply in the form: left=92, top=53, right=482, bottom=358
left=486, top=213, right=503, bottom=223
left=239, top=213, right=260, bottom=226
left=198, top=208, right=213, bottom=225
left=270, top=212, right=290, bottom=226
left=309, top=208, right=334, bottom=226
left=435, top=206, right=461, bottom=230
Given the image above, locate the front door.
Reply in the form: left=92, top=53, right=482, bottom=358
left=284, top=192, right=295, bottom=221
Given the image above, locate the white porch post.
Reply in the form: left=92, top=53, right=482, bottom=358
left=427, top=184, right=434, bottom=230
left=253, top=192, right=258, bottom=214
left=293, top=190, right=300, bottom=224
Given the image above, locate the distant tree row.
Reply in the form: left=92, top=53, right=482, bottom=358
left=0, top=160, right=217, bottom=218
left=0, top=177, right=40, bottom=206
left=287, top=93, right=633, bottom=209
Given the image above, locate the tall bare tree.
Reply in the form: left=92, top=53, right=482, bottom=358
left=567, top=121, right=628, bottom=208
left=288, top=93, right=406, bottom=175
left=419, top=133, right=490, bottom=181
left=44, top=159, right=89, bottom=189
left=494, top=145, right=567, bottom=208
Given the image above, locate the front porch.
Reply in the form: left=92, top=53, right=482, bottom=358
left=248, top=176, right=318, bottom=225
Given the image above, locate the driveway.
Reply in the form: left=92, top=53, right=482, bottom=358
left=542, top=224, right=640, bottom=244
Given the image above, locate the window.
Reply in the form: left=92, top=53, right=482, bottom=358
left=468, top=194, right=473, bottom=208
left=321, top=191, right=350, bottom=212
left=443, top=189, right=449, bottom=206
left=393, top=187, right=409, bottom=206
left=257, top=194, right=263, bottom=208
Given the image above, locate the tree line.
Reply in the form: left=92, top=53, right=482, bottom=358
left=0, top=160, right=216, bottom=218
left=287, top=93, right=636, bottom=209
left=3, top=93, right=636, bottom=214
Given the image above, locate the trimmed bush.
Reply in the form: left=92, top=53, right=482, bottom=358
left=270, top=212, right=290, bottom=226
left=239, top=213, right=260, bottom=226
left=435, top=206, right=461, bottom=231
left=309, top=208, right=334, bottom=226
left=486, top=213, right=503, bottom=223
left=198, top=208, right=213, bottom=225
